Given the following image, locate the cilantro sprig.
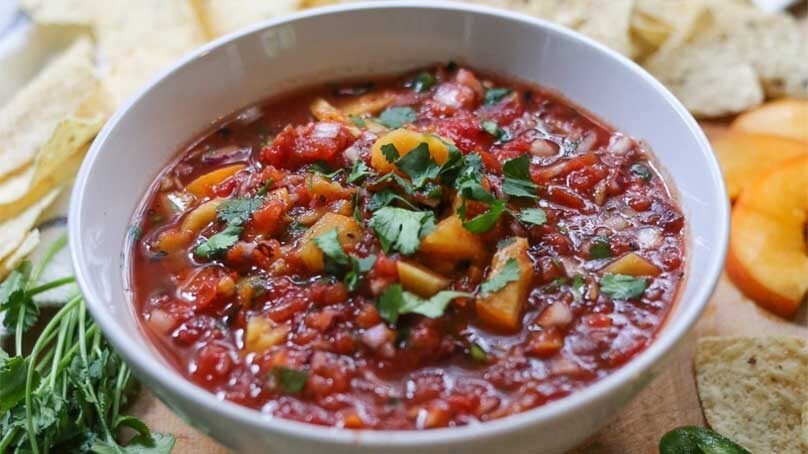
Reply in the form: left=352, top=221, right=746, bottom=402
left=480, top=258, right=521, bottom=295
left=600, top=274, right=647, bottom=299
left=502, top=154, right=539, bottom=199
left=194, top=196, right=264, bottom=259
left=376, top=106, right=416, bottom=129
left=0, top=237, right=174, bottom=453
left=369, top=207, right=436, bottom=255
left=377, top=284, right=471, bottom=325
left=313, top=229, right=377, bottom=291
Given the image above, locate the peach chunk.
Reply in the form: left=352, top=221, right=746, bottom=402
left=726, top=155, right=808, bottom=317
left=476, top=238, right=533, bottom=331
left=297, top=213, right=363, bottom=273
left=713, top=131, right=807, bottom=199
left=370, top=128, right=450, bottom=173
left=731, top=99, right=808, bottom=144
left=186, top=164, right=245, bottom=198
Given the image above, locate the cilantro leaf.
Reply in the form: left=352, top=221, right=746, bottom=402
left=631, top=163, right=653, bottom=182
left=481, top=258, right=520, bottom=295
left=400, top=290, right=472, bottom=318
left=314, top=229, right=350, bottom=266
left=348, top=160, right=375, bottom=184
left=571, top=274, right=586, bottom=298
left=502, top=154, right=538, bottom=199
left=270, top=366, right=308, bottom=394
left=484, top=87, right=512, bottom=105
left=394, top=142, right=441, bottom=187
left=377, top=284, right=471, bottom=324
left=461, top=199, right=505, bottom=234
left=0, top=356, right=37, bottom=413
left=518, top=208, right=547, bottom=226
left=345, top=255, right=377, bottom=292
left=600, top=274, right=647, bottom=299
left=381, top=143, right=400, bottom=163
left=193, top=223, right=243, bottom=258
left=368, top=189, right=417, bottom=211
left=589, top=236, right=612, bottom=259
left=411, top=72, right=436, bottom=93
left=348, top=114, right=366, bottom=127
left=92, top=432, right=176, bottom=454
left=309, top=161, right=343, bottom=179
left=377, top=106, right=416, bottom=129
left=481, top=120, right=509, bottom=141
left=0, top=268, right=38, bottom=331
left=369, top=207, right=435, bottom=255
left=217, top=197, right=264, bottom=224
left=378, top=283, right=404, bottom=324
left=454, top=153, right=495, bottom=203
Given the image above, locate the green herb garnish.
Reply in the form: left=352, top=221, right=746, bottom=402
left=600, top=273, right=647, bottom=299
left=348, top=114, right=366, bottom=128
left=411, top=72, right=436, bottom=93
left=377, top=284, right=471, bottom=325
left=480, top=258, right=520, bottom=295
left=469, top=343, right=488, bottom=363
left=194, top=223, right=243, bottom=259
left=348, top=160, right=375, bottom=184
left=376, top=106, right=416, bottom=129
left=631, top=163, right=653, bottom=182
left=589, top=235, right=612, bottom=259
left=502, top=154, right=539, bottom=199
left=518, top=208, right=547, bottom=226
left=369, top=207, right=435, bottom=255
left=481, top=120, right=509, bottom=141
left=461, top=199, right=505, bottom=234
left=484, top=87, right=512, bottom=105
left=216, top=197, right=264, bottom=225
left=313, top=229, right=376, bottom=291
left=194, top=196, right=263, bottom=259
left=270, top=366, right=308, bottom=394
left=393, top=142, right=441, bottom=187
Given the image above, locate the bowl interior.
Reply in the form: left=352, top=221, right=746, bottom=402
left=70, top=1, right=727, bottom=448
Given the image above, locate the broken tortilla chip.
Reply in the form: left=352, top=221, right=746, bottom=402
left=0, top=189, right=60, bottom=264
left=0, top=36, right=98, bottom=179
left=695, top=337, right=808, bottom=454
left=193, top=0, right=302, bottom=39
left=0, top=229, right=40, bottom=280
left=19, top=0, right=92, bottom=25
left=89, top=0, right=206, bottom=103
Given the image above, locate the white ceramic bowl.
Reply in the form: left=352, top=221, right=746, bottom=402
left=69, top=2, right=729, bottom=453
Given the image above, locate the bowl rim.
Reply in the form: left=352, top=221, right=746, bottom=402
left=69, top=0, right=729, bottom=447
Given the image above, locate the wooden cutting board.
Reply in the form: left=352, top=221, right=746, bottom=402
left=132, top=123, right=808, bottom=453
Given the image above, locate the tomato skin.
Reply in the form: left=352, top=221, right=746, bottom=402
left=260, top=122, right=354, bottom=167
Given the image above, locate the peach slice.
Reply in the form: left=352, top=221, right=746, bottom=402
left=712, top=131, right=807, bottom=199
left=726, top=155, right=808, bottom=317
left=731, top=99, right=808, bottom=144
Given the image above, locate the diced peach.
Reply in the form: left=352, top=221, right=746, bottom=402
left=731, top=99, right=808, bottom=144
left=712, top=131, right=807, bottom=199
left=180, top=199, right=221, bottom=233
left=603, top=252, right=660, bottom=277
left=297, top=213, right=363, bottom=272
left=476, top=237, right=532, bottom=331
left=396, top=261, right=450, bottom=297
left=726, top=155, right=808, bottom=317
left=419, top=215, right=486, bottom=264
left=370, top=128, right=450, bottom=173
left=244, top=316, right=290, bottom=353
left=338, top=91, right=396, bottom=116
left=186, top=164, right=245, bottom=197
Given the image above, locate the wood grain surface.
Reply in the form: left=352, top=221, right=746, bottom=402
left=132, top=123, right=808, bottom=453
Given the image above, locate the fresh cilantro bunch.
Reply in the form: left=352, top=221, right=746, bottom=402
left=0, top=237, right=174, bottom=454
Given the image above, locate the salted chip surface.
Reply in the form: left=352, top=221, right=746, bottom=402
left=0, top=36, right=97, bottom=179
left=631, top=0, right=707, bottom=58
left=645, top=45, right=763, bottom=117
left=19, top=0, right=91, bottom=24
left=696, top=337, right=808, bottom=454
left=195, top=0, right=302, bottom=38
left=0, top=189, right=59, bottom=264
left=90, top=0, right=206, bottom=103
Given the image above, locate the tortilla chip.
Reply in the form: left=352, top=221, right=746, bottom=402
left=0, top=229, right=40, bottom=280
left=463, top=0, right=635, bottom=56
left=0, top=189, right=59, bottom=264
left=89, top=0, right=206, bottom=104
left=0, top=36, right=98, bottom=179
left=630, top=0, right=707, bottom=58
left=644, top=44, right=763, bottom=118
left=19, top=0, right=92, bottom=25
left=695, top=337, right=808, bottom=454
left=194, top=0, right=301, bottom=38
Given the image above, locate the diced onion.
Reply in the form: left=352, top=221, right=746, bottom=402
left=312, top=122, right=342, bottom=139
left=607, top=134, right=632, bottom=155
left=637, top=227, right=663, bottom=249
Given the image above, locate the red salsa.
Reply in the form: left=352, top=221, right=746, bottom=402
left=129, top=64, right=685, bottom=430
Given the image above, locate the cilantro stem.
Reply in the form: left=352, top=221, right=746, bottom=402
left=0, top=428, right=19, bottom=452
left=24, top=294, right=82, bottom=454
left=27, top=276, right=76, bottom=296
left=77, top=302, right=117, bottom=445
left=15, top=302, right=26, bottom=356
